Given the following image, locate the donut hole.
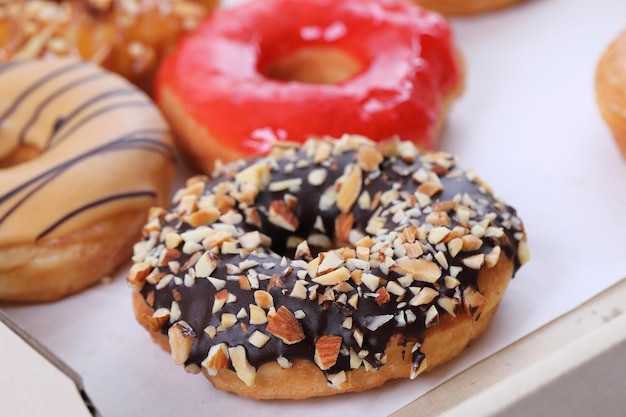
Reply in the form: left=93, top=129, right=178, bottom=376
left=260, top=46, right=362, bottom=85
left=0, top=144, right=41, bottom=169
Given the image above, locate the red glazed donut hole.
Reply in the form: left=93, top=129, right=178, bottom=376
left=156, top=0, right=463, bottom=173
left=260, top=46, right=362, bottom=85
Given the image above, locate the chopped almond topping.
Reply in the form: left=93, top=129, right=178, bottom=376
left=336, top=165, right=362, bottom=213
left=168, top=321, right=195, bottom=366
left=314, top=335, right=343, bottom=370
left=266, top=306, right=305, bottom=344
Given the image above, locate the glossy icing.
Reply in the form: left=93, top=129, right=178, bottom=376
left=0, top=59, right=175, bottom=246
left=157, top=0, right=462, bottom=158
left=130, top=136, right=528, bottom=392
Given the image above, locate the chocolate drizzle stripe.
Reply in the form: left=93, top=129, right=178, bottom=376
left=0, top=60, right=86, bottom=123
left=37, top=190, right=158, bottom=240
left=0, top=133, right=175, bottom=228
left=17, top=71, right=111, bottom=143
left=0, top=60, right=28, bottom=77
left=45, top=100, right=155, bottom=150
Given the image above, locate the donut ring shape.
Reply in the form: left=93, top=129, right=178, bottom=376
left=0, top=59, right=176, bottom=302
left=596, top=29, right=626, bottom=160
left=129, top=135, right=529, bottom=399
left=156, top=0, right=464, bottom=173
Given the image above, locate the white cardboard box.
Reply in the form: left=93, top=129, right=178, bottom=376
left=0, top=310, right=100, bottom=417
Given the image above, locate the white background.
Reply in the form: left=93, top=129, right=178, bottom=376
left=3, top=0, right=626, bottom=416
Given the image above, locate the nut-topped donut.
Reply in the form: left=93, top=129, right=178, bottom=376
left=156, top=0, right=464, bottom=173
left=0, top=0, right=214, bottom=93
left=0, top=58, right=175, bottom=302
left=129, top=135, right=528, bottom=399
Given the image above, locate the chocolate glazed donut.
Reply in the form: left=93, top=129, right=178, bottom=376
left=128, top=135, right=529, bottom=399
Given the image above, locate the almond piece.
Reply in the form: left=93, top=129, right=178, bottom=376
left=314, top=335, right=343, bottom=370
left=375, top=287, right=391, bottom=304
left=334, top=212, right=354, bottom=244
left=168, top=321, right=196, bottom=366
left=336, top=165, right=362, bottom=213
left=266, top=306, right=305, bottom=345
left=463, top=286, right=486, bottom=320
left=201, top=343, right=229, bottom=376
left=356, top=145, right=384, bottom=172
left=268, top=200, right=299, bottom=231
left=312, top=266, right=351, bottom=286
left=254, top=290, right=274, bottom=309
left=228, top=345, right=256, bottom=386
left=127, top=262, right=152, bottom=290
left=391, top=257, right=442, bottom=283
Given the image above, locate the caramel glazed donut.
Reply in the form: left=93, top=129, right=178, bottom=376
left=0, top=58, right=175, bottom=302
left=129, top=135, right=529, bottom=399
left=0, top=0, right=214, bottom=93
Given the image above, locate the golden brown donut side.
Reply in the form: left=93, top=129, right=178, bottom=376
left=132, top=254, right=512, bottom=399
left=1, top=210, right=147, bottom=302
left=410, top=0, right=527, bottom=15
left=596, top=29, right=626, bottom=159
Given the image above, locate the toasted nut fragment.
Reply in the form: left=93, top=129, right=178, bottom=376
left=168, top=321, right=196, bottom=366
left=254, top=290, right=274, bottom=309
left=518, top=240, right=530, bottom=265
left=356, top=146, right=384, bottom=172
left=187, top=208, right=220, bottom=227
left=266, top=306, right=305, bottom=344
left=244, top=207, right=262, bottom=228
left=202, top=343, right=229, bottom=376
left=268, top=200, right=299, bottom=231
left=425, top=305, right=439, bottom=328
left=239, top=231, right=262, bottom=249
left=148, top=308, right=170, bottom=332
left=375, top=287, right=391, bottom=304
left=417, top=181, right=443, bottom=197
left=228, top=345, right=256, bottom=386
left=248, top=330, right=271, bottom=348
left=127, top=262, right=152, bottom=289
left=307, top=167, right=328, bottom=186
left=336, top=165, right=362, bottom=213
left=409, top=287, right=439, bottom=306
left=317, top=251, right=344, bottom=275
left=334, top=212, right=354, bottom=244
left=248, top=304, right=268, bottom=325
left=312, top=266, right=351, bottom=286
left=484, top=246, right=502, bottom=268
left=314, top=335, right=343, bottom=370
left=195, top=251, right=219, bottom=277
left=391, top=257, right=442, bottom=283
left=428, top=227, right=451, bottom=244
left=438, top=296, right=459, bottom=317
left=461, top=234, right=483, bottom=251
left=447, top=237, right=463, bottom=257
left=235, top=161, right=271, bottom=190
left=238, top=275, right=252, bottom=290
left=294, top=240, right=312, bottom=260
left=462, top=253, right=485, bottom=270
left=426, top=211, right=451, bottom=226
left=463, top=286, right=486, bottom=319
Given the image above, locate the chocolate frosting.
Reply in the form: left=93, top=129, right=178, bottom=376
left=130, top=136, right=527, bottom=385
